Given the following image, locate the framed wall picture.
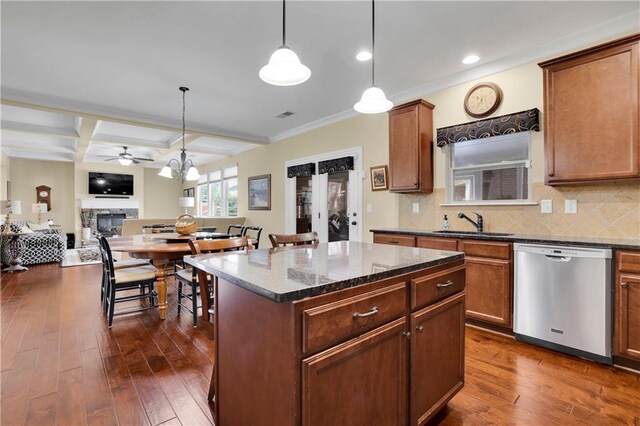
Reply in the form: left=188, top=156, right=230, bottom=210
left=370, top=165, right=389, bottom=191
left=183, top=187, right=195, bottom=198
left=248, top=174, right=271, bottom=210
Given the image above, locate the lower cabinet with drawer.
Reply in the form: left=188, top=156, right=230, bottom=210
left=615, top=250, right=640, bottom=366
left=298, top=261, right=465, bottom=426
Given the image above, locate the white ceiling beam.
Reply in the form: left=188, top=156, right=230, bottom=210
left=75, top=118, right=98, bottom=161
left=90, top=134, right=169, bottom=149
left=1, top=98, right=270, bottom=146
left=0, top=141, right=74, bottom=153
left=0, top=120, right=79, bottom=139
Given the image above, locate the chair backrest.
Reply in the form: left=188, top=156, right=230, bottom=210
left=188, top=236, right=253, bottom=287
left=226, top=225, right=245, bottom=237
left=98, top=236, right=116, bottom=280
left=268, top=231, right=319, bottom=248
left=242, top=226, right=263, bottom=249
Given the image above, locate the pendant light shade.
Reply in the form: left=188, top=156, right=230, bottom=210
left=354, top=0, right=392, bottom=114
left=260, top=46, right=311, bottom=86
left=259, top=0, right=310, bottom=86
left=354, top=86, right=393, bottom=114
left=118, top=158, right=133, bottom=167
left=158, top=165, right=173, bottom=179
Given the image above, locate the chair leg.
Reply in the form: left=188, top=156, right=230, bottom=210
left=177, top=281, right=183, bottom=314
left=108, top=282, right=116, bottom=328
left=148, top=283, right=155, bottom=306
left=191, top=282, right=198, bottom=327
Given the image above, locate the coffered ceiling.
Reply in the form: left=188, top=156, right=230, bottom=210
left=1, top=1, right=638, bottom=166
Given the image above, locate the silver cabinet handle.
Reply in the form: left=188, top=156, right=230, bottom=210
left=416, top=325, right=424, bottom=332
left=436, top=280, right=454, bottom=288
left=352, top=306, right=379, bottom=319
left=402, top=331, right=411, bottom=339
left=621, top=282, right=628, bottom=288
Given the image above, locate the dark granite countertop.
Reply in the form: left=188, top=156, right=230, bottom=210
left=183, top=241, right=464, bottom=303
left=371, top=228, right=640, bottom=250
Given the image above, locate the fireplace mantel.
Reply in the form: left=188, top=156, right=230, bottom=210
left=80, top=198, right=139, bottom=209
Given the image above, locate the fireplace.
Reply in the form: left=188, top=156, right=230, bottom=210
left=97, top=213, right=126, bottom=237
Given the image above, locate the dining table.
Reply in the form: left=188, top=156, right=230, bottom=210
left=108, top=232, right=233, bottom=320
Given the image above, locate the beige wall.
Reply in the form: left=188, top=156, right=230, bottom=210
left=398, top=63, right=640, bottom=239
left=191, top=113, right=397, bottom=243
left=0, top=152, right=10, bottom=200
left=144, top=168, right=183, bottom=219
left=198, top=61, right=639, bottom=241
left=9, top=158, right=76, bottom=230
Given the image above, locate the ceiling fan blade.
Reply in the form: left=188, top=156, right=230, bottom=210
left=132, top=159, right=141, bottom=164
left=132, top=157, right=154, bottom=162
left=100, top=157, right=120, bottom=161
left=95, top=155, right=119, bottom=159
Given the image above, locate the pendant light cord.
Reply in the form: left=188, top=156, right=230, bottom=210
left=282, top=0, right=286, bottom=47
left=182, top=89, right=186, bottom=150
left=371, top=0, right=375, bottom=87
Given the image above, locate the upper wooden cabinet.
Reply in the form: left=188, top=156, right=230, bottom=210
left=388, top=99, right=435, bottom=193
left=540, top=34, right=640, bottom=185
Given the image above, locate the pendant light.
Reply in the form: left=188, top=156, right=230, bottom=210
left=354, top=0, right=393, bottom=114
left=259, top=0, right=311, bottom=86
left=158, top=87, right=200, bottom=182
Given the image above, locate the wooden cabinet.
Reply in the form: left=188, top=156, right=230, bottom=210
left=388, top=99, right=435, bottom=193
left=373, top=233, right=416, bottom=247
left=410, top=292, right=465, bottom=426
left=302, top=318, right=408, bottom=426
left=540, top=34, right=640, bottom=185
left=615, top=251, right=640, bottom=362
left=459, top=240, right=512, bottom=328
left=417, top=236, right=458, bottom=251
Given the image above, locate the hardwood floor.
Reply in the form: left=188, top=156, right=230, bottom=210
left=1, top=262, right=639, bottom=425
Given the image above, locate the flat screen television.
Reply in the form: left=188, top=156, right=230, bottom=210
left=88, top=172, right=134, bottom=196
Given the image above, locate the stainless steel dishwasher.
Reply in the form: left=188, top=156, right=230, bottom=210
left=514, top=243, right=613, bottom=364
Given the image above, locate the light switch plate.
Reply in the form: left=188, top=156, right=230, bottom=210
left=367, top=203, right=372, bottom=213
left=565, top=199, right=577, bottom=214
left=413, top=202, right=420, bottom=213
left=540, top=199, right=552, bottom=214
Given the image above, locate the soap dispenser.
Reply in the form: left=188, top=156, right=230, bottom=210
left=442, top=215, right=449, bottom=230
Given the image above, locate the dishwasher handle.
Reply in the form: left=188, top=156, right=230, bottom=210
left=544, top=255, right=572, bottom=262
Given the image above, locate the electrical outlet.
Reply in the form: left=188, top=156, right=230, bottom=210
left=413, top=203, right=420, bottom=214
left=367, top=203, right=372, bottom=213
left=565, top=199, right=577, bottom=214
left=540, top=199, right=552, bottom=214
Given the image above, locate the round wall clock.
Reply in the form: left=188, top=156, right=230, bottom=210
left=464, top=82, right=503, bottom=118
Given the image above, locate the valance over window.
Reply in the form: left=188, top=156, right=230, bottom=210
left=318, top=156, right=354, bottom=174
left=287, top=163, right=316, bottom=178
left=436, top=108, right=540, bottom=147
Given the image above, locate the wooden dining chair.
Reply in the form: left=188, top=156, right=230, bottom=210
left=226, top=224, right=245, bottom=237
left=268, top=231, right=319, bottom=248
left=176, top=236, right=253, bottom=326
left=99, top=236, right=158, bottom=327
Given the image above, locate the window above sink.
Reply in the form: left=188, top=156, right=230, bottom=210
left=445, top=133, right=533, bottom=206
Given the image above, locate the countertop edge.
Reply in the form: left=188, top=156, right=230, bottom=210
left=370, top=229, right=640, bottom=250
left=184, top=252, right=465, bottom=303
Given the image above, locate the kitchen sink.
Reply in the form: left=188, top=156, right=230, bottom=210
left=433, top=230, right=513, bottom=237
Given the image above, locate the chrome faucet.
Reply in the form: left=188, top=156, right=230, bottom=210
left=458, top=212, right=484, bottom=233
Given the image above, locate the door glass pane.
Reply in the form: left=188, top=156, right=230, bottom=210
left=296, top=177, right=312, bottom=233
left=327, top=171, right=349, bottom=242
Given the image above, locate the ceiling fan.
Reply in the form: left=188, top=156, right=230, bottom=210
left=97, top=146, right=154, bottom=166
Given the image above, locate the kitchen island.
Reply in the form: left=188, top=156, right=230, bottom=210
left=184, top=241, right=465, bottom=426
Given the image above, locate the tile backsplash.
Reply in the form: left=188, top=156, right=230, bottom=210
left=398, top=183, right=640, bottom=239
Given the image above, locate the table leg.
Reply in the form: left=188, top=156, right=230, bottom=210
left=156, top=262, right=168, bottom=320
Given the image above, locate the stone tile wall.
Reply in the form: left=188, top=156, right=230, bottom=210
left=398, top=183, right=640, bottom=239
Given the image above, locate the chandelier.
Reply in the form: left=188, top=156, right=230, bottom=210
left=159, top=87, right=200, bottom=182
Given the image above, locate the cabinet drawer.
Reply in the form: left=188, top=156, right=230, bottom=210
left=411, top=265, right=465, bottom=309
left=460, top=240, right=511, bottom=260
left=374, top=233, right=416, bottom=247
left=618, top=251, right=640, bottom=274
left=302, top=283, right=407, bottom=353
left=417, top=237, right=458, bottom=251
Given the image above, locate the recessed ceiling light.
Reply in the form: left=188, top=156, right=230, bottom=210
left=356, top=51, right=372, bottom=61
left=462, top=55, right=480, bottom=65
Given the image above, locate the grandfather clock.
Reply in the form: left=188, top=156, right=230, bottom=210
left=36, top=185, right=51, bottom=211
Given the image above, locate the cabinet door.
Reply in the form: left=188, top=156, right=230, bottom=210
left=389, top=104, right=420, bottom=191
left=465, top=256, right=512, bottom=327
left=615, top=273, right=640, bottom=360
left=543, top=37, right=639, bottom=184
left=373, top=233, right=416, bottom=247
left=302, top=318, right=407, bottom=426
left=416, top=237, right=458, bottom=251
left=410, top=292, right=465, bottom=426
